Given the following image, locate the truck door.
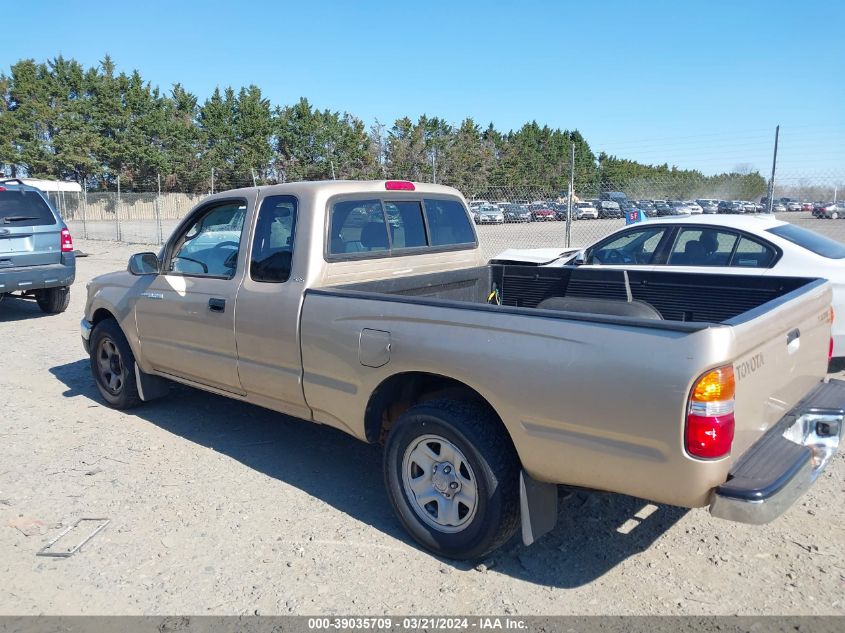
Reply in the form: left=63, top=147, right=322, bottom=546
left=134, top=195, right=254, bottom=394
left=234, top=194, right=310, bottom=419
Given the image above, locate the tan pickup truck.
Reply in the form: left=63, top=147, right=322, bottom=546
left=81, top=180, right=844, bottom=560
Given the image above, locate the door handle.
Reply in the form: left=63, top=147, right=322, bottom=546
left=208, top=298, right=226, bottom=313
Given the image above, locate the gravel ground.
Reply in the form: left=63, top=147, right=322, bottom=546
left=1, top=215, right=844, bottom=616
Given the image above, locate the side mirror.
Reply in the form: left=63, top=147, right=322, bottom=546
left=128, top=252, right=160, bottom=276
left=572, top=250, right=586, bottom=266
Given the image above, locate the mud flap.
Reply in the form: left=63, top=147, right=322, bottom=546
left=134, top=364, right=170, bottom=402
left=520, top=470, right=558, bottom=546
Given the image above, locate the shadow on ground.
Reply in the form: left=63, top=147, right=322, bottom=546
left=0, top=295, right=50, bottom=322
left=50, top=358, right=686, bottom=588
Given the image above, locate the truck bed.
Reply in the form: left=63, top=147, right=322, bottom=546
left=326, top=263, right=819, bottom=327
left=302, top=263, right=831, bottom=508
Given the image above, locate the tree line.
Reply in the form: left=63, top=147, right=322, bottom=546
left=0, top=56, right=767, bottom=198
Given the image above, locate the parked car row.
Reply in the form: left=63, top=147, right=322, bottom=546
left=468, top=196, right=839, bottom=224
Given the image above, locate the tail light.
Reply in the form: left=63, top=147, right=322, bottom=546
left=686, top=365, right=735, bottom=459
left=385, top=180, right=415, bottom=191
left=829, top=307, right=835, bottom=361
left=60, top=227, right=74, bottom=253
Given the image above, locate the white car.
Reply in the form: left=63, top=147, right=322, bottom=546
left=494, top=214, right=845, bottom=357
left=683, top=201, right=704, bottom=214
left=573, top=201, right=598, bottom=220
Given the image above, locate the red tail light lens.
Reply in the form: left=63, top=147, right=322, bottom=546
left=829, top=308, right=835, bottom=361
left=686, top=365, right=735, bottom=459
left=686, top=413, right=736, bottom=458
left=60, top=228, right=74, bottom=252
left=385, top=180, right=415, bottom=191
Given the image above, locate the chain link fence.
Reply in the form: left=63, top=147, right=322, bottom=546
left=57, top=171, right=844, bottom=261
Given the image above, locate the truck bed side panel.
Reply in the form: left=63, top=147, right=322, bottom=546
left=299, top=292, right=739, bottom=508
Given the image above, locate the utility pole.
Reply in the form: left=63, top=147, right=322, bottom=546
left=766, top=125, right=779, bottom=214
left=82, top=179, right=88, bottom=240
left=155, top=173, right=163, bottom=245
left=565, top=139, right=575, bottom=248
left=211, top=167, right=215, bottom=194
left=432, top=148, right=437, bottom=184
left=115, top=174, right=122, bottom=242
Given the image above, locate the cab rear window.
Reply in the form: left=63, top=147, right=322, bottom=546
left=327, top=197, right=475, bottom=258
left=0, top=190, right=57, bottom=227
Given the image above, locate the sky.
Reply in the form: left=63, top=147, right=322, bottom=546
left=4, top=0, right=844, bottom=177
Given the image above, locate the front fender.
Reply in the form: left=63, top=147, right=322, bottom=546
left=84, top=272, right=154, bottom=374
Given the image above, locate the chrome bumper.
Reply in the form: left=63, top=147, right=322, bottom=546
left=80, top=318, right=93, bottom=353
left=710, top=379, right=844, bottom=524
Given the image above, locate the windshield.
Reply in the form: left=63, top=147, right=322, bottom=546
left=767, top=224, right=845, bottom=259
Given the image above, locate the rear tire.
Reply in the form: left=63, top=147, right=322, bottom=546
left=35, top=286, right=70, bottom=314
left=384, top=399, right=520, bottom=560
left=89, top=319, right=143, bottom=409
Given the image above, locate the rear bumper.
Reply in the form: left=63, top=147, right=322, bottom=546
left=710, top=379, right=845, bottom=524
left=0, top=259, right=75, bottom=293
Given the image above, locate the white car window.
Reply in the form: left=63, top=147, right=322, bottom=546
left=588, top=227, right=668, bottom=265
left=730, top=237, right=776, bottom=268
left=667, top=228, right=739, bottom=266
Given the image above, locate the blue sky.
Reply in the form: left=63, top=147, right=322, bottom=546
left=5, top=0, right=844, bottom=176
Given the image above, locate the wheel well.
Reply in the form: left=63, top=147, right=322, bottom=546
left=364, top=371, right=508, bottom=445
left=91, top=308, right=116, bottom=326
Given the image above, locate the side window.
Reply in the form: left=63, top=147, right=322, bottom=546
left=730, top=236, right=776, bottom=268
left=384, top=201, right=427, bottom=249
left=329, top=199, right=389, bottom=255
left=667, top=228, right=739, bottom=266
left=587, top=227, right=668, bottom=265
left=250, top=195, right=297, bottom=283
left=169, top=201, right=246, bottom=278
left=423, top=198, right=476, bottom=247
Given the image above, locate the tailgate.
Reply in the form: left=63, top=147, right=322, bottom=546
left=727, top=278, right=832, bottom=457
left=0, top=225, right=63, bottom=268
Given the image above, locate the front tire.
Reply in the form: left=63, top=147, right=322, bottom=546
left=89, top=319, right=143, bottom=409
left=35, top=286, right=70, bottom=314
left=384, top=399, right=520, bottom=560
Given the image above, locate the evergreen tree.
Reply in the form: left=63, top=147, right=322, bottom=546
left=276, top=97, right=373, bottom=182
left=198, top=87, right=238, bottom=190
left=233, top=85, right=273, bottom=183
left=162, top=84, right=203, bottom=191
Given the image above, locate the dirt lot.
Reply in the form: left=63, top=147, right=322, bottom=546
left=1, top=220, right=844, bottom=616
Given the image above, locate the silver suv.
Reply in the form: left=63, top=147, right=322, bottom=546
left=0, top=178, right=75, bottom=313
